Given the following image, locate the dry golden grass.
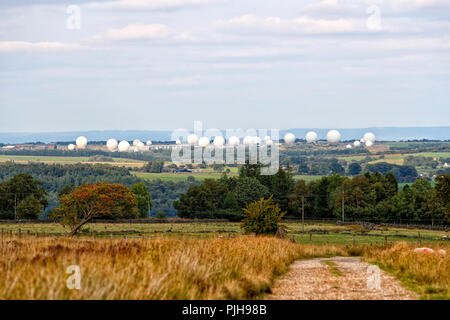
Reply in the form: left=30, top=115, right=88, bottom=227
left=362, top=242, right=450, bottom=299
left=0, top=235, right=348, bottom=300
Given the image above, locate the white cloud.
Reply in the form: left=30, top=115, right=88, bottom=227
left=305, top=0, right=450, bottom=13
left=0, top=41, right=86, bottom=53
left=105, top=24, right=170, bottom=40
left=216, top=14, right=355, bottom=34
left=86, top=0, right=217, bottom=10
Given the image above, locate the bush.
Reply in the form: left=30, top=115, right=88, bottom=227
left=156, top=212, right=166, bottom=219
left=241, top=197, right=285, bottom=235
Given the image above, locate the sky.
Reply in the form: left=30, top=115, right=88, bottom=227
left=0, top=0, right=449, bottom=133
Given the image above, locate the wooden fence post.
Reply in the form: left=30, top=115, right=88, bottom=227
left=384, top=235, right=388, bottom=246
left=418, top=232, right=421, bottom=245
left=309, top=233, right=312, bottom=244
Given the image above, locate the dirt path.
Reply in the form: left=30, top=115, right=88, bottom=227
left=267, top=257, right=418, bottom=300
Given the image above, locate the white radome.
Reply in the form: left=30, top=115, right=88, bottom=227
left=284, top=133, right=296, bottom=144
left=365, top=140, right=374, bottom=147
left=146, top=140, right=152, bottom=146
left=106, top=139, right=118, bottom=151
left=68, top=144, right=75, bottom=151
left=75, top=136, right=88, bottom=149
left=133, top=139, right=141, bottom=146
left=363, top=132, right=376, bottom=143
left=118, top=140, right=130, bottom=152
left=326, top=130, right=341, bottom=144
left=264, top=136, right=271, bottom=142
left=199, top=137, right=210, bottom=147
left=253, top=136, right=261, bottom=144
left=175, top=139, right=181, bottom=145
left=305, top=131, right=318, bottom=143
left=360, top=138, right=365, bottom=143
left=346, top=144, right=352, bottom=149
left=228, top=136, right=240, bottom=146
left=353, top=140, right=361, bottom=147
left=266, top=139, right=273, bottom=146
left=243, top=136, right=254, bottom=145
left=187, top=134, right=198, bottom=146
left=213, top=136, right=225, bottom=147
left=137, top=141, right=145, bottom=150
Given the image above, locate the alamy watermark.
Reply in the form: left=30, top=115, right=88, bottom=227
left=66, top=5, right=81, bottom=30
left=366, top=5, right=382, bottom=31
left=170, top=121, right=280, bottom=175
left=366, top=265, right=381, bottom=290
left=66, top=265, right=81, bottom=290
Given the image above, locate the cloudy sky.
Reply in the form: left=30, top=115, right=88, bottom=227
left=0, top=0, right=449, bottom=132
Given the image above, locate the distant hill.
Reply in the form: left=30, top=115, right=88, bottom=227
left=0, top=127, right=449, bottom=144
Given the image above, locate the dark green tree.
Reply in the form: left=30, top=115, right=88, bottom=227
left=131, top=182, right=153, bottom=218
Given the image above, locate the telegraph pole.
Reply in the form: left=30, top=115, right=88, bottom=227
left=301, top=196, right=305, bottom=233
left=341, top=190, right=345, bottom=223
left=14, top=194, right=17, bottom=220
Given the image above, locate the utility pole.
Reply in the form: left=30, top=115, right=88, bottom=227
left=301, top=196, right=305, bottom=233
left=14, top=194, right=17, bottom=221
left=341, top=190, right=345, bottom=223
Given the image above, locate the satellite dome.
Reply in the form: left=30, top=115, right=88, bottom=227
left=284, top=133, right=295, bottom=144
left=353, top=140, right=361, bottom=147
left=146, top=140, right=152, bottom=146
left=253, top=136, right=262, bottom=144
left=68, top=144, right=75, bottom=151
left=243, top=136, right=254, bottom=145
left=213, top=136, right=225, bottom=147
left=363, top=132, right=376, bottom=143
left=305, top=131, right=318, bottom=143
left=266, top=139, right=273, bottom=146
left=199, top=137, right=210, bottom=147
left=137, top=141, right=145, bottom=150
left=106, top=139, right=118, bottom=151
left=118, top=140, right=130, bottom=152
left=360, top=138, right=365, bottom=143
left=326, top=130, right=341, bottom=144
left=264, top=136, right=271, bottom=142
left=228, top=136, right=239, bottom=146
left=346, top=144, right=352, bottom=149
left=175, top=139, right=181, bottom=145
left=187, top=134, right=198, bottom=146
left=133, top=139, right=141, bottom=146
left=76, top=136, right=88, bottom=149
left=365, top=140, right=374, bottom=147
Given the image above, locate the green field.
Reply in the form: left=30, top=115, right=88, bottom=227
left=1, top=221, right=447, bottom=246
left=293, top=175, right=323, bottom=182
left=133, top=171, right=237, bottom=182
left=0, top=155, right=143, bottom=163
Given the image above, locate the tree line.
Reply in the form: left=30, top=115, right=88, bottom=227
left=174, top=162, right=450, bottom=225
left=0, top=162, right=198, bottom=217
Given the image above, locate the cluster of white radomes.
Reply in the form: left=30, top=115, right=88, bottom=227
left=282, top=130, right=342, bottom=145
left=181, top=134, right=277, bottom=147
left=354, top=132, right=376, bottom=148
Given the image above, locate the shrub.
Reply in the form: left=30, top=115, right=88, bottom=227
left=156, top=212, right=166, bottom=219
left=241, top=197, right=285, bottom=235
